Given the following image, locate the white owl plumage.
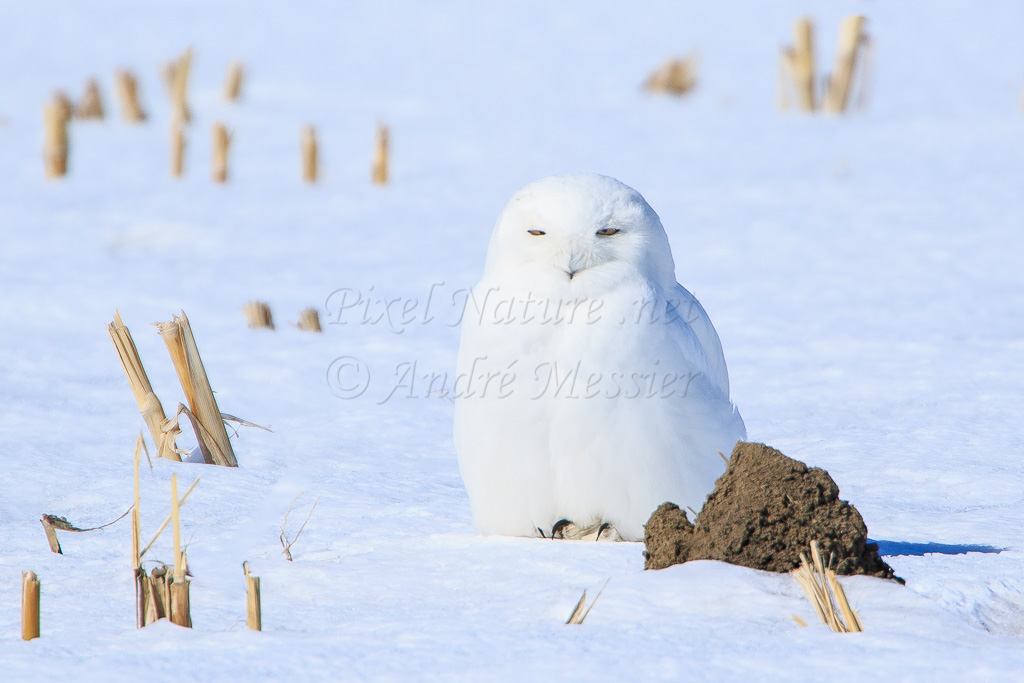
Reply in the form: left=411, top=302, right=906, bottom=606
left=453, top=174, right=745, bottom=541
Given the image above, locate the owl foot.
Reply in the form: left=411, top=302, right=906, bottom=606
left=549, top=519, right=622, bottom=542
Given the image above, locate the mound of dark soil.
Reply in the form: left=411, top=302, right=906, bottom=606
left=643, top=442, right=901, bottom=582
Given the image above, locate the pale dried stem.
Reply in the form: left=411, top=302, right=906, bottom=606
left=791, top=540, right=863, bottom=633
left=166, top=47, right=193, bottom=124
left=170, top=123, right=186, bottom=178
left=578, top=578, right=610, bottom=623
left=372, top=122, right=389, bottom=185
left=778, top=48, right=795, bottom=111
left=212, top=122, right=232, bottom=183
left=566, top=579, right=610, bottom=625
left=792, top=17, right=816, bottom=112
left=301, top=125, right=318, bottom=183
left=139, top=476, right=200, bottom=560
left=132, top=433, right=142, bottom=569
left=42, top=99, right=69, bottom=178
left=171, top=474, right=183, bottom=583
left=823, top=15, right=866, bottom=113
left=565, top=591, right=587, bottom=625
left=223, top=60, right=244, bottom=101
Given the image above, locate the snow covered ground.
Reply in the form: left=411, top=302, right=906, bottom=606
left=2, top=1, right=1024, bottom=680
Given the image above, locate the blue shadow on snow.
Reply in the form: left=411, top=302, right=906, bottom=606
left=870, top=539, right=1004, bottom=557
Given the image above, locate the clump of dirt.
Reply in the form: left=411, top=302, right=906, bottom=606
left=643, top=442, right=901, bottom=582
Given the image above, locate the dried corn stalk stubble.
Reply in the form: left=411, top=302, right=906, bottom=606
left=157, top=311, right=238, bottom=467
left=74, top=78, right=105, bottom=120
left=43, top=96, right=70, bottom=178
left=164, top=47, right=193, bottom=123
left=109, top=312, right=181, bottom=461
left=779, top=15, right=869, bottom=114
left=134, top=470, right=199, bottom=628
left=243, top=562, right=262, bottom=631
left=212, top=122, right=232, bottom=183
left=115, top=70, right=147, bottom=123
left=22, top=571, right=40, bottom=640
left=296, top=307, right=322, bottom=332
left=170, top=124, right=186, bottom=178
left=643, top=53, right=699, bottom=96
left=302, top=125, right=318, bottom=183
left=223, top=60, right=244, bottom=101
left=372, top=122, right=389, bottom=185
left=243, top=301, right=275, bottom=330
left=823, top=15, right=867, bottom=113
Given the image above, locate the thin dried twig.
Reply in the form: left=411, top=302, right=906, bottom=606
left=220, top=413, right=272, bottom=432
left=138, top=476, right=201, bottom=560
left=566, top=591, right=587, bottom=625
left=566, top=579, right=610, bottom=625
left=280, top=493, right=322, bottom=561
left=42, top=507, right=132, bottom=533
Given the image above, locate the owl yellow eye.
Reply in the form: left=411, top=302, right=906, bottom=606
left=596, top=228, right=620, bottom=236
left=527, top=229, right=546, bottom=236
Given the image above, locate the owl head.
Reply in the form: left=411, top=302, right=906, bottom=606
left=483, top=174, right=677, bottom=291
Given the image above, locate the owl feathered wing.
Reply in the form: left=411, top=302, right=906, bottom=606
left=669, top=283, right=731, bottom=399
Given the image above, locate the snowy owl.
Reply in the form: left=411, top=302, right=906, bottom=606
left=453, top=174, right=745, bottom=542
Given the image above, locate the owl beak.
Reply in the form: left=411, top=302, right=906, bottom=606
left=565, top=249, right=588, bottom=281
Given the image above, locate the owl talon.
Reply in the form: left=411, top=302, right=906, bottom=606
left=550, top=519, right=623, bottom=541
left=551, top=519, right=573, bottom=539
left=595, top=522, right=622, bottom=542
